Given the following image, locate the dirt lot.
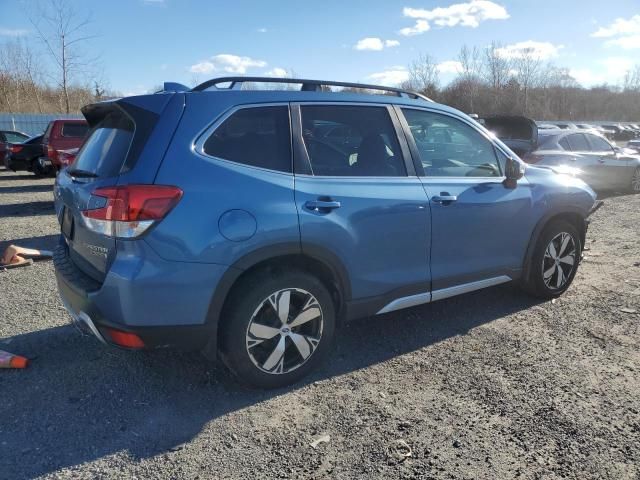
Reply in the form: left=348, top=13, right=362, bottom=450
left=0, top=168, right=639, bottom=480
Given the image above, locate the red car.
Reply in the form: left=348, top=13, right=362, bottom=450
left=41, top=119, right=89, bottom=173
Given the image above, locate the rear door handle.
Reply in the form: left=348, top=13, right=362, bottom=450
left=305, top=199, right=341, bottom=211
left=431, top=195, right=458, bottom=204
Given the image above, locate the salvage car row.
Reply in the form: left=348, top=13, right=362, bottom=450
left=484, top=116, right=640, bottom=193
left=1, top=119, right=88, bottom=176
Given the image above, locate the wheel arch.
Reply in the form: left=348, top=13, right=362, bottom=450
left=202, top=242, right=351, bottom=360
left=522, top=208, right=587, bottom=281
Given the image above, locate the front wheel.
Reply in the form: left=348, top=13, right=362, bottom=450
left=220, top=269, right=336, bottom=389
left=631, top=167, right=640, bottom=193
left=521, top=220, right=582, bottom=299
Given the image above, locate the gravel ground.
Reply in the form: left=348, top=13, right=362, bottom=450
left=0, top=168, right=639, bottom=480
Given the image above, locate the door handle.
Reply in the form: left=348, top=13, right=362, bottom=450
left=431, top=195, right=458, bottom=204
left=305, top=199, right=341, bottom=211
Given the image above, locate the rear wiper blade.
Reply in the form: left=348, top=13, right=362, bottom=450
left=67, top=169, right=98, bottom=178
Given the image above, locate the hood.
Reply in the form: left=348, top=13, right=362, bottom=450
left=482, top=115, right=538, bottom=157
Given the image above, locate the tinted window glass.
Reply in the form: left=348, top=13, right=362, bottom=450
left=586, top=134, right=614, bottom=152
left=566, top=134, right=589, bottom=151
left=559, top=137, right=571, bottom=150
left=71, top=112, right=133, bottom=177
left=62, top=123, right=89, bottom=138
left=203, top=106, right=291, bottom=172
left=5, top=132, right=28, bottom=143
left=402, top=108, right=501, bottom=177
left=300, top=105, right=405, bottom=177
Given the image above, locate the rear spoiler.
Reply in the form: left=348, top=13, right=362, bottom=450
left=155, top=82, right=190, bottom=93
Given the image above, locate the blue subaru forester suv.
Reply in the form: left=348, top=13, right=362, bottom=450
left=54, top=77, right=597, bottom=388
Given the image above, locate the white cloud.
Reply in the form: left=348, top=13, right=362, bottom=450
left=437, top=60, right=463, bottom=74
left=368, top=67, right=410, bottom=85
left=592, top=15, right=640, bottom=37
left=400, top=1, right=509, bottom=36
left=189, top=54, right=267, bottom=74
left=569, top=57, right=635, bottom=87
left=354, top=37, right=400, bottom=51
left=592, top=15, right=640, bottom=50
left=604, top=34, right=640, bottom=50
left=0, top=28, right=29, bottom=36
left=495, top=41, right=563, bottom=60
left=257, top=27, right=268, bottom=33
left=142, top=0, right=166, bottom=5
left=265, top=67, right=288, bottom=77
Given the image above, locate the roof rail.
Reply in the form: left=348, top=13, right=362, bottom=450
left=191, top=76, right=433, bottom=102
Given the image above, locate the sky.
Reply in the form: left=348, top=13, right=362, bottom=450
left=1, top=0, right=639, bottom=95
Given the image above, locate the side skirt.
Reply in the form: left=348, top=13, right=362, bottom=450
left=376, top=275, right=512, bottom=315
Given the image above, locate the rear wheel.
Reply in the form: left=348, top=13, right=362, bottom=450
left=521, top=220, right=582, bottom=299
left=31, top=158, right=49, bottom=177
left=631, top=167, right=640, bottom=193
left=220, top=269, right=335, bottom=389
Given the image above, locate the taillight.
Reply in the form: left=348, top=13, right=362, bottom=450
left=47, top=144, right=56, bottom=159
left=9, top=145, right=23, bottom=154
left=104, top=328, right=145, bottom=349
left=81, top=185, right=183, bottom=238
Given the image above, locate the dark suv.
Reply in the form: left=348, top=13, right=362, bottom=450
left=54, top=77, right=597, bottom=388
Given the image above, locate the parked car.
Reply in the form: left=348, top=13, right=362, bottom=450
left=601, top=124, right=635, bottom=141
left=0, top=130, right=29, bottom=164
left=485, top=116, right=640, bottom=192
left=41, top=119, right=89, bottom=174
left=54, top=77, right=597, bottom=388
left=3, top=135, right=44, bottom=174
left=628, top=139, right=640, bottom=153
left=553, top=122, right=578, bottom=130
left=57, top=147, right=79, bottom=168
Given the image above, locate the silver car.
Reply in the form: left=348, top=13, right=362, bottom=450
left=484, top=116, right=640, bottom=193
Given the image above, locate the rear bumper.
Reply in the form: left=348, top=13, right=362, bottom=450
left=54, top=238, right=226, bottom=351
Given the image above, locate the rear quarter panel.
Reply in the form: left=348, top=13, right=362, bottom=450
left=147, top=94, right=300, bottom=267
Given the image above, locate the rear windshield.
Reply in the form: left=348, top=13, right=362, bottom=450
left=71, top=112, right=133, bottom=177
left=62, top=123, right=89, bottom=138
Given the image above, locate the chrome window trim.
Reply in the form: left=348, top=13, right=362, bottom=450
left=191, top=102, right=294, bottom=175
left=376, top=275, right=512, bottom=315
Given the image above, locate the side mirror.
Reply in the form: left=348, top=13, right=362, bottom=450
left=504, top=156, right=525, bottom=189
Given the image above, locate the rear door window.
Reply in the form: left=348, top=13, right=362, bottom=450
left=61, top=123, right=89, bottom=138
left=203, top=106, right=292, bottom=173
left=71, top=113, right=133, bottom=177
left=566, top=134, right=590, bottom=152
left=300, top=105, right=406, bottom=177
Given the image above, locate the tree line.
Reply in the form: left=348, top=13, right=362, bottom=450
left=402, top=43, right=640, bottom=121
left=0, top=0, right=109, bottom=115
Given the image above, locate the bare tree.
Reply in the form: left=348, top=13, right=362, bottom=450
left=511, top=48, right=544, bottom=115
left=457, top=45, right=482, bottom=112
left=403, top=53, right=439, bottom=99
left=29, top=0, right=98, bottom=113
left=482, top=42, right=511, bottom=92
left=624, top=64, right=640, bottom=92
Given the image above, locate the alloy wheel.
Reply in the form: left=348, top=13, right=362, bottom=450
left=542, top=232, right=577, bottom=290
left=245, top=288, right=323, bottom=374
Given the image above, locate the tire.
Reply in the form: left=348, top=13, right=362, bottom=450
left=521, top=220, right=582, bottom=299
left=220, top=269, right=336, bottom=389
left=31, top=158, right=48, bottom=177
left=631, top=167, right=640, bottom=194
